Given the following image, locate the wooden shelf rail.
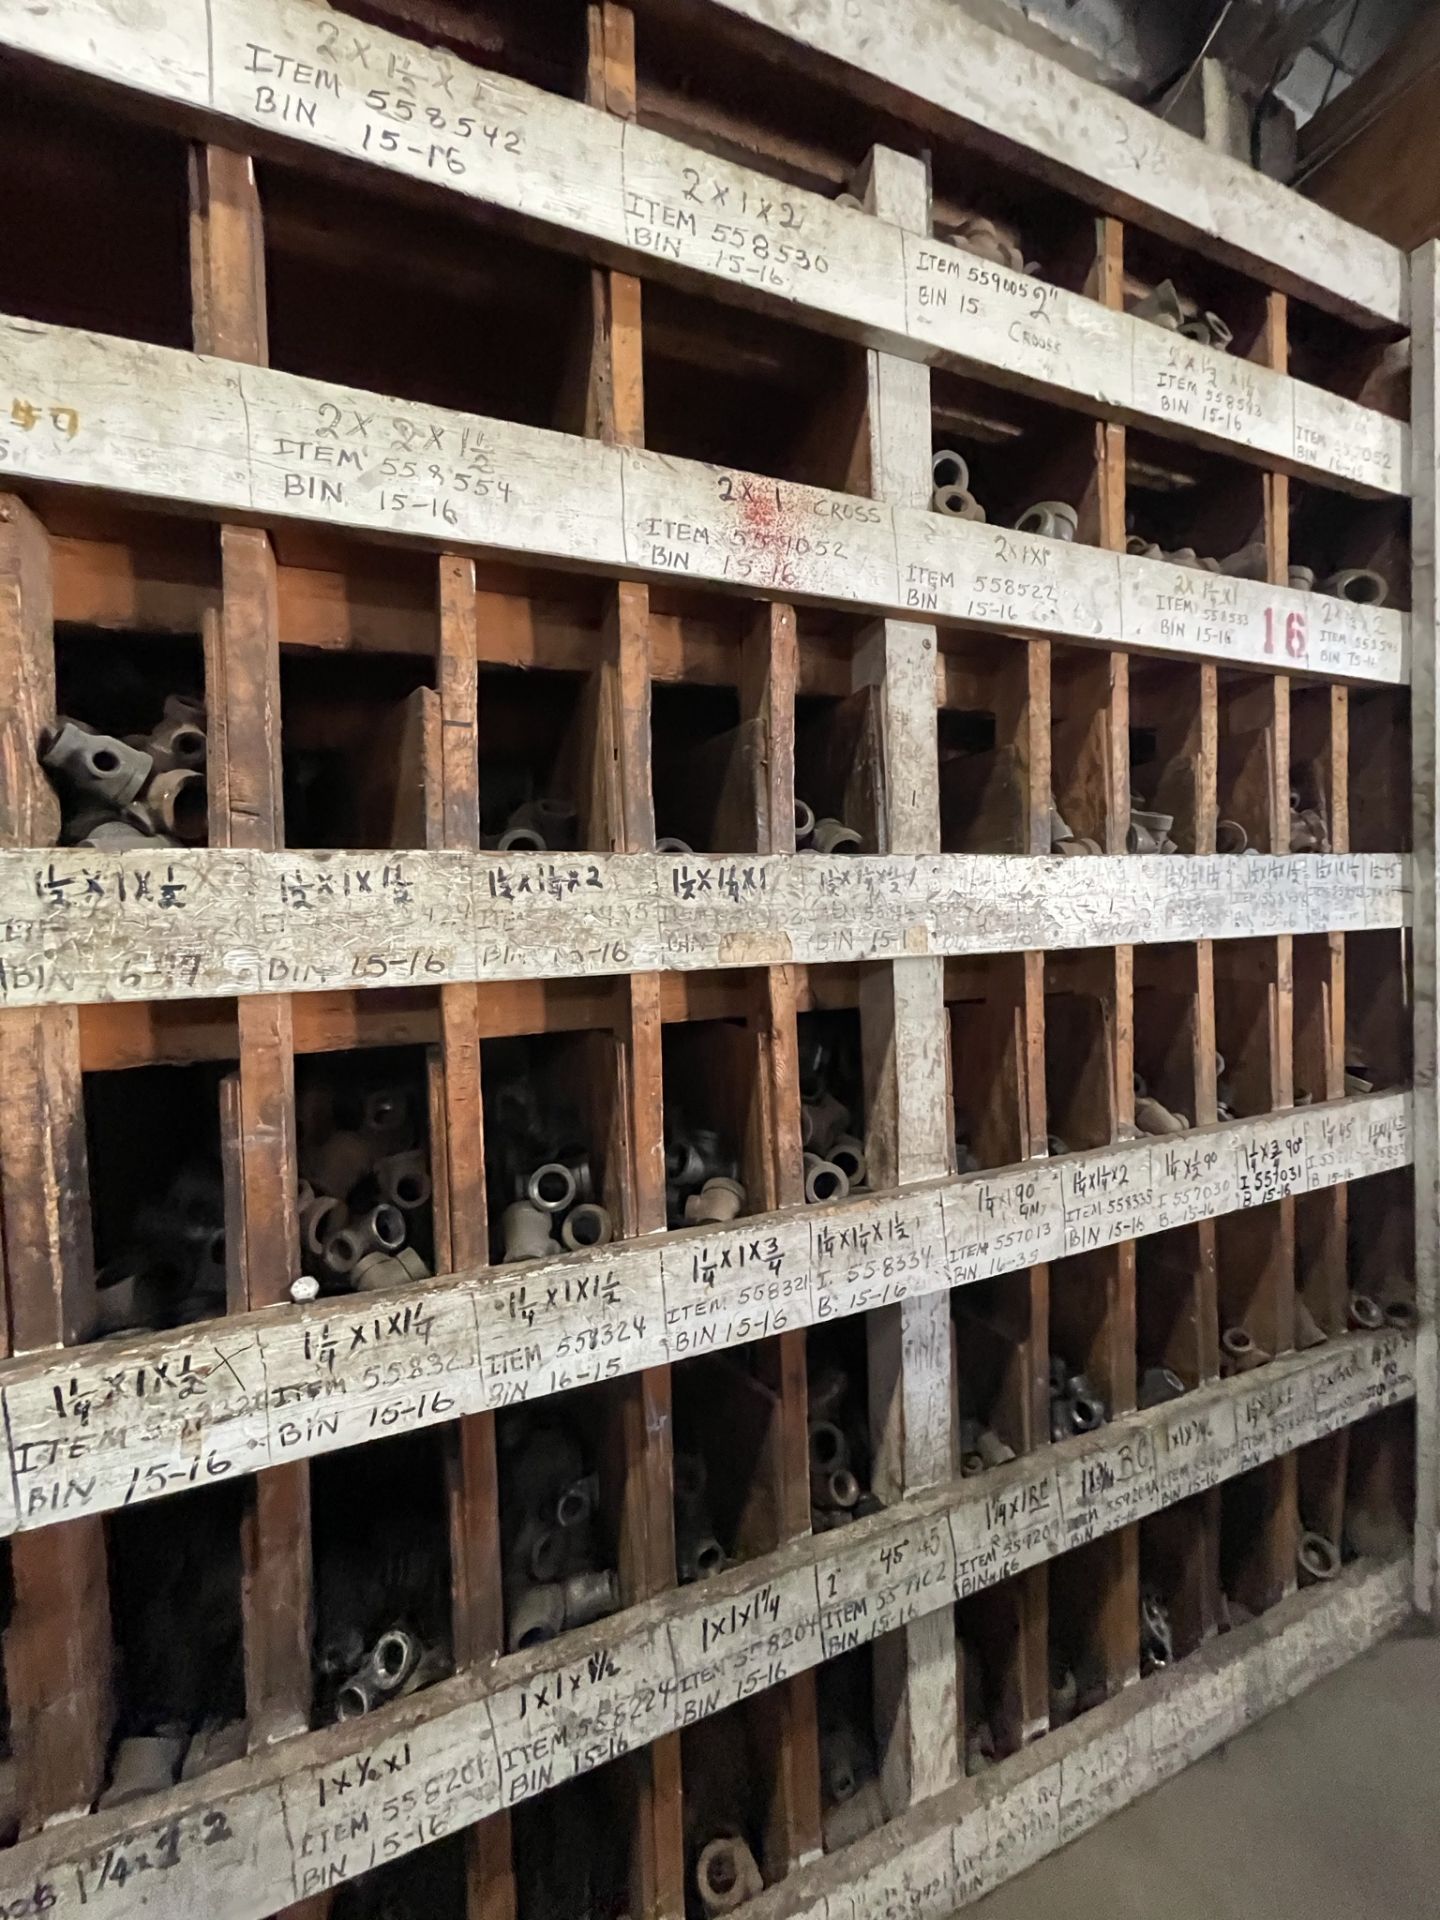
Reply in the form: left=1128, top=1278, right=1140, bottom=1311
left=0, top=1331, right=1413, bottom=1920
left=0, top=1, right=1408, bottom=493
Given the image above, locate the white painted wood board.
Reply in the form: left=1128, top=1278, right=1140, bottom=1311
left=0, top=0, right=1407, bottom=492
left=697, top=0, right=1408, bottom=330
left=0, top=1337, right=1412, bottom=1920
left=0, top=1090, right=1410, bottom=1537
left=0, top=850, right=1411, bottom=1011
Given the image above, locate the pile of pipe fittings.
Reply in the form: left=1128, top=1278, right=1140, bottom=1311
left=1348, top=1288, right=1417, bottom=1335
left=940, top=213, right=1031, bottom=275
left=794, top=794, right=862, bottom=855
left=694, top=1833, right=764, bottom=1917
left=1138, top=1364, right=1187, bottom=1408
left=666, top=1118, right=745, bottom=1230
left=500, top=1416, right=619, bottom=1652
left=1049, top=1355, right=1108, bottom=1440
left=957, top=1416, right=1015, bottom=1477
left=799, top=1032, right=868, bottom=1207
left=94, top=1164, right=229, bottom=1337
left=1127, top=803, right=1179, bottom=855
left=674, top=1450, right=727, bottom=1583
left=1133, top=1071, right=1189, bottom=1136
left=487, top=794, right=578, bottom=853
left=1127, top=278, right=1234, bottom=352
left=809, top=1364, right=880, bottom=1532
left=1289, top=762, right=1332, bottom=854
left=820, top=1715, right=886, bottom=1853
left=294, top=1081, right=433, bottom=1299
left=1049, top=792, right=1102, bottom=857
left=501, top=1151, right=611, bottom=1262
left=41, top=695, right=207, bottom=849
left=325, top=1626, right=440, bottom=1724
left=1127, top=532, right=1391, bottom=609
left=100, top=1717, right=249, bottom=1807
left=932, top=448, right=986, bottom=521
left=1140, top=1590, right=1174, bottom=1674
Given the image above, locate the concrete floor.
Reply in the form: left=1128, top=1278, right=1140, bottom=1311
left=966, top=1627, right=1440, bottom=1920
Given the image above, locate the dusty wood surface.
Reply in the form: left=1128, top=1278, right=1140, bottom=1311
left=692, top=0, right=1406, bottom=328
left=1410, top=241, right=1439, bottom=1617
left=0, top=1088, right=1409, bottom=1537
left=0, top=316, right=1411, bottom=683
left=722, top=1554, right=1412, bottom=1920
left=0, top=850, right=1410, bottom=1009
left=0, top=0, right=1406, bottom=492
left=0, top=1335, right=1411, bottom=1919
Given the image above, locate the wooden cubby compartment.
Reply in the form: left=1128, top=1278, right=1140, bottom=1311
left=295, top=1042, right=437, bottom=1293
left=930, top=148, right=1106, bottom=297
left=662, top=976, right=769, bottom=1228
left=260, top=159, right=591, bottom=432
left=795, top=990, right=870, bottom=1205
left=102, top=1480, right=245, bottom=1799
left=1139, top=1492, right=1219, bottom=1669
left=495, top=1384, right=627, bottom=1654
left=1044, top=949, right=1120, bottom=1153
left=948, top=954, right=1037, bottom=1170
left=1348, top=1167, right=1416, bottom=1330
left=282, top=648, right=438, bottom=850
left=310, top=1427, right=453, bottom=1728
left=510, top=1757, right=636, bottom=1919
left=1286, top=296, right=1409, bottom=419
left=1348, top=930, right=1411, bottom=1092
left=796, top=645, right=884, bottom=857
left=0, top=67, right=189, bottom=346
left=1134, top=943, right=1206, bottom=1136
left=1217, top=672, right=1283, bottom=857
left=1137, top=1225, right=1217, bottom=1400
left=84, top=1048, right=235, bottom=1340
left=1129, top=659, right=1213, bottom=855
left=1290, top=482, right=1411, bottom=613
left=1219, top=1457, right=1296, bottom=1624
left=1217, top=1201, right=1293, bottom=1373
left=1349, top=688, right=1411, bottom=851
left=1125, top=431, right=1266, bottom=582
left=1049, top=1249, right=1128, bottom=1433
left=644, top=283, right=865, bottom=491
left=331, top=1832, right=468, bottom=1920
left=956, top=1567, right=1047, bottom=1773
left=1047, top=1529, right=1137, bottom=1722
left=1213, top=938, right=1285, bottom=1119
left=931, top=373, right=1103, bottom=549
left=950, top=1271, right=1039, bottom=1473
left=937, top=634, right=1036, bottom=855
left=681, top=1689, right=796, bottom=1911
left=814, top=1643, right=884, bottom=1856
left=807, top=1317, right=880, bottom=1530
left=481, top=1004, right=627, bottom=1266
left=1344, top=1406, right=1415, bottom=1564
left=672, top=1347, right=784, bottom=1578
left=1123, top=230, right=1273, bottom=372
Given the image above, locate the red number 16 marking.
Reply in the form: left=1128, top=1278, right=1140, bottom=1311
left=1264, top=607, right=1308, bottom=659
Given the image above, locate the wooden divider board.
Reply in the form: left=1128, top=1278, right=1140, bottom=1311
left=0, top=0, right=1406, bottom=494
left=0, top=1333, right=1412, bottom=1920
left=726, top=1555, right=1412, bottom=1920
left=1, top=1089, right=1410, bottom=1535
left=695, top=0, right=1408, bottom=331
left=0, top=850, right=1411, bottom=1011
left=0, top=316, right=1410, bottom=683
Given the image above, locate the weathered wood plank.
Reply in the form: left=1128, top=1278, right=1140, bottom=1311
left=0, top=1089, right=1410, bottom=1536
left=0, top=849, right=1410, bottom=1009
left=0, top=0, right=1406, bottom=490
left=724, top=1554, right=1412, bottom=1920
left=0, top=1334, right=1411, bottom=1920
left=1410, top=240, right=1440, bottom=1617
left=0, top=316, right=1410, bottom=682
left=694, top=0, right=1407, bottom=329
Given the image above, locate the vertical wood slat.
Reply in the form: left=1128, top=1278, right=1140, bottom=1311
left=852, top=143, right=961, bottom=1818
left=583, top=12, right=683, bottom=1916
left=0, top=496, right=113, bottom=1831
left=189, top=142, right=313, bottom=1753
left=1409, top=240, right=1439, bottom=1617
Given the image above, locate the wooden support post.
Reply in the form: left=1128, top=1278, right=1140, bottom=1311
left=0, top=495, right=113, bottom=1830
left=189, top=143, right=314, bottom=1755
left=852, top=142, right=960, bottom=1815
left=1412, top=241, right=1440, bottom=1617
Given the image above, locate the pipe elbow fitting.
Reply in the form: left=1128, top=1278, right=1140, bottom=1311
left=376, top=1148, right=432, bottom=1211
left=508, top=1582, right=566, bottom=1651
left=683, top=1178, right=746, bottom=1226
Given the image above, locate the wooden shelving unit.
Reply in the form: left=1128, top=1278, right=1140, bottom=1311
left=0, top=3, right=1430, bottom=1918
